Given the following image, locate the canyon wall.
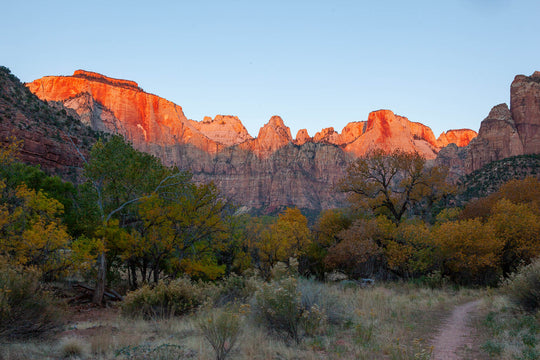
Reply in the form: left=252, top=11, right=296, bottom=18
left=437, top=71, right=540, bottom=179
left=24, top=70, right=478, bottom=212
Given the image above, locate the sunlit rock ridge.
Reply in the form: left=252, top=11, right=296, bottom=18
left=26, top=70, right=476, bottom=212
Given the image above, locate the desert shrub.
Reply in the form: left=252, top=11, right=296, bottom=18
left=121, top=278, right=205, bottom=319
left=253, top=277, right=327, bottom=343
left=197, top=308, right=242, bottom=360
left=503, top=258, right=540, bottom=312
left=59, top=337, right=87, bottom=358
left=298, top=277, right=344, bottom=325
left=213, top=274, right=259, bottom=306
left=0, top=259, right=60, bottom=339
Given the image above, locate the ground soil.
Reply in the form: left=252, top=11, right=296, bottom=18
left=431, top=300, right=489, bottom=360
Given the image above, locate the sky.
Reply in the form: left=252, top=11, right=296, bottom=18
left=2, top=0, right=539, bottom=138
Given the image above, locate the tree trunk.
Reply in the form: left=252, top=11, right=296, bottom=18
left=92, top=252, right=107, bottom=305
left=129, top=262, right=138, bottom=290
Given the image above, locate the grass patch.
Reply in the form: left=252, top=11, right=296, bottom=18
left=0, top=279, right=484, bottom=359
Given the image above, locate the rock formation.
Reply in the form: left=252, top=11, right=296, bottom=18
left=437, top=129, right=478, bottom=148
left=26, top=70, right=224, bottom=154
left=510, top=71, right=540, bottom=154
left=437, top=71, right=540, bottom=178
left=190, top=115, right=252, bottom=146
left=24, top=70, right=478, bottom=212
left=466, top=104, right=524, bottom=171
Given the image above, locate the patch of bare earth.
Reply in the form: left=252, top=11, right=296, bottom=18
left=431, top=300, right=488, bottom=360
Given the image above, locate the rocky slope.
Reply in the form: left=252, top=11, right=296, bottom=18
left=24, top=70, right=477, bottom=212
left=0, top=67, right=97, bottom=180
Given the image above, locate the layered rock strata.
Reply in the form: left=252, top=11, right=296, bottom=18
left=437, top=71, right=540, bottom=179
left=25, top=70, right=477, bottom=211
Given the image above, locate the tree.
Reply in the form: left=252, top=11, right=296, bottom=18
left=0, top=181, right=72, bottom=279
left=132, top=182, right=229, bottom=283
left=338, top=149, right=451, bottom=223
left=489, top=199, right=540, bottom=275
left=82, top=135, right=191, bottom=303
left=461, top=177, right=540, bottom=221
left=0, top=141, right=76, bottom=279
left=324, top=217, right=392, bottom=278
left=383, top=221, right=437, bottom=278
left=433, top=219, right=503, bottom=284
left=246, top=208, right=311, bottom=279
left=308, top=209, right=353, bottom=278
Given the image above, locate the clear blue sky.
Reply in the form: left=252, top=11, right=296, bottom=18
left=2, top=0, right=539, bottom=138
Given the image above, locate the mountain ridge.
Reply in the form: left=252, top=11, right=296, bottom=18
left=26, top=70, right=476, bottom=161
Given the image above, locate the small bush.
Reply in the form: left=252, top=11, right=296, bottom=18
left=59, top=337, right=87, bottom=358
left=253, top=277, right=327, bottom=343
left=197, top=309, right=242, bottom=360
left=298, top=278, right=344, bottom=325
left=503, top=258, right=540, bottom=312
left=121, top=278, right=205, bottom=319
left=214, top=274, right=258, bottom=306
left=0, top=259, right=60, bottom=339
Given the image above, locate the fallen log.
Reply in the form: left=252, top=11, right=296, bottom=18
left=73, top=283, right=123, bottom=301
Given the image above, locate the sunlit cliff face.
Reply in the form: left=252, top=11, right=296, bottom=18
left=26, top=70, right=476, bottom=160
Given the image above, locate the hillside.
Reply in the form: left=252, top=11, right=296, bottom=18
left=0, top=66, right=98, bottom=180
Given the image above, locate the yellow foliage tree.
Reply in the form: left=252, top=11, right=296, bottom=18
left=384, top=221, right=437, bottom=277
left=433, top=219, right=503, bottom=284
left=249, top=208, right=311, bottom=279
left=0, top=182, right=72, bottom=279
left=489, top=199, right=540, bottom=275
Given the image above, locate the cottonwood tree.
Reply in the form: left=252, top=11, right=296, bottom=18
left=248, top=208, right=311, bottom=279
left=338, top=149, right=452, bottom=223
left=0, top=181, right=72, bottom=279
left=130, top=181, right=229, bottom=284
left=82, top=135, right=191, bottom=304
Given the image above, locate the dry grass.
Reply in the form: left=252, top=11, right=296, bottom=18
left=476, top=294, right=540, bottom=360
left=0, top=281, right=484, bottom=360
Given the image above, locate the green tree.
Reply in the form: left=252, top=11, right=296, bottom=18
left=82, top=135, right=190, bottom=303
left=132, top=182, right=229, bottom=283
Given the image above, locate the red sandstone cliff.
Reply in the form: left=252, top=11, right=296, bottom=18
left=436, top=71, right=540, bottom=178
left=27, top=70, right=475, bottom=161
left=510, top=71, right=540, bottom=154
left=23, top=69, right=480, bottom=212
left=26, top=70, right=225, bottom=154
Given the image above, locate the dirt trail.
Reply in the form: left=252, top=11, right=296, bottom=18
left=431, top=300, right=482, bottom=360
